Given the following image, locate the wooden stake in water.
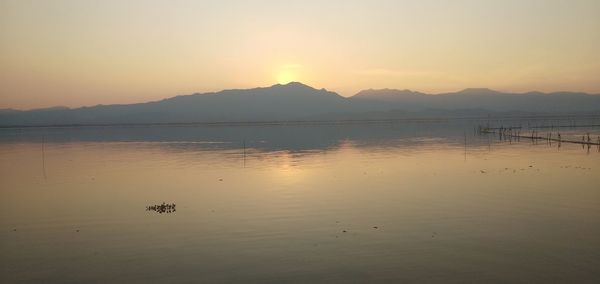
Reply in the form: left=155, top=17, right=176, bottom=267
left=464, top=131, right=467, bottom=162
left=42, top=135, right=47, bottom=180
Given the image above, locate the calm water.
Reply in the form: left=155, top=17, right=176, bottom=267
left=1, top=121, right=600, bottom=283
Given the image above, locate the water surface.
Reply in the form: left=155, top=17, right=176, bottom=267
left=1, top=121, right=600, bottom=283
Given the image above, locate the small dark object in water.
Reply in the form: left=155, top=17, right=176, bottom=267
left=373, top=226, right=378, bottom=229
left=13, top=228, right=16, bottom=232
left=480, top=170, right=486, bottom=173
left=219, top=178, right=223, bottom=181
left=76, top=229, right=80, bottom=232
left=146, top=202, right=177, bottom=214
left=342, top=230, right=347, bottom=233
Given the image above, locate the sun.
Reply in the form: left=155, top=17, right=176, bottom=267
left=277, top=70, right=296, bottom=84
left=276, top=64, right=301, bottom=84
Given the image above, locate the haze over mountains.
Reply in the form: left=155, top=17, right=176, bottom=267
left=1, top=82, right=600, bottom=126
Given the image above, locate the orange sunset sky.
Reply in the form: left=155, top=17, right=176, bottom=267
left=1, top=0, right=599, bottom=109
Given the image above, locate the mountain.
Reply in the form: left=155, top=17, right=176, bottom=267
left=0, top=109, right=20, bottom=115
left=0, top=82, right=348, bottom=126
left=350, top=88, right=600, bottom=113
left=1, top=82, right=599, bottom=126
left=352, top=89, right=428, bottom=101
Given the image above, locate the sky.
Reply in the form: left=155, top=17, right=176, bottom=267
left=1, top=0, right=599, bottom=109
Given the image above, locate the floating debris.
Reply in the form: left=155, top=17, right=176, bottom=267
left=373, top=226, right=379, bottom=229
left=146, top=202, right=176, bottom=214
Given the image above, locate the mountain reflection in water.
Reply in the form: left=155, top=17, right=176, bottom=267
left=1, top=118, right=599, bottom=283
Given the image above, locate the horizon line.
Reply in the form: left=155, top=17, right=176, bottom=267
left=2, top=81, right=599, bottom=111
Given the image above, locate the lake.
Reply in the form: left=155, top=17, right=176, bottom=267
left=1, top=119, right=600, bottom=283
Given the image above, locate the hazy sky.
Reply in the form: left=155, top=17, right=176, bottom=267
left=1, top=0, right=599, bottom=109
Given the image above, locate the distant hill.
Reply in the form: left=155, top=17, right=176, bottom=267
left=351, top=88, right=600, bottom=113
left=0, top=82, right=348, bottom=126
left=1, top=82, right=599, bottom=126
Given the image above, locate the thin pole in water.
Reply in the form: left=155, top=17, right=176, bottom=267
left=464, top=131, right=467, bottom=162
left=42, top=135, right=47, bottom=180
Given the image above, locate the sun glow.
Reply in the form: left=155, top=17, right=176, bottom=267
left=264, top=150, right=308, bottom=186
left=276, top=64, right=301, bottom=84
left=276, top=71, right=294, bottom=84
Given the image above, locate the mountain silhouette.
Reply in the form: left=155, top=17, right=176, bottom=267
left=1, top=82, right=599, bottom=126
left=353, top=88, right=600, bottom=113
